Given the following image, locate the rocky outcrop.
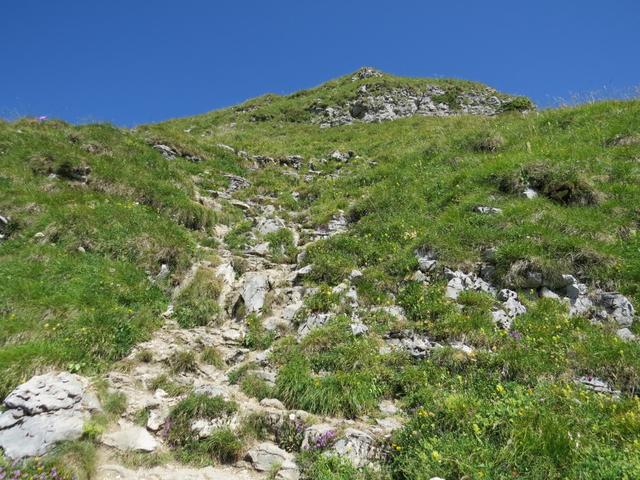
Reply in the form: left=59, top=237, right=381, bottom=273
left=311, top=75, right=530, bottom=127
left=0, top=372, right=100, bottom=459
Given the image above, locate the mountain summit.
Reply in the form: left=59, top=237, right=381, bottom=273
left=225, top=66, right=533, bottom=127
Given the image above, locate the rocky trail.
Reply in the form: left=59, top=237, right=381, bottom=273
left=92, top=177, right=394, bottom=479
left=0, top=147, right=637, bottom=479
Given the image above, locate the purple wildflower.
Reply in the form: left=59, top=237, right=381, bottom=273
left=509, top=330, right=523, bottom=341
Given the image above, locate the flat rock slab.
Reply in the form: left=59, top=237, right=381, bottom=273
left=102, top=422, right=159, bottom=452
left=246, top=442, right=299, bottom=479
left=97, top=464, right=264, bottom=480
left=0, top=372, right=99, bottom=459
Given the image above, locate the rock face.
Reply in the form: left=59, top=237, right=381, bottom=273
left=0, top=372, right=100, bottom=459
left=312, top=74, right=528, bottom=127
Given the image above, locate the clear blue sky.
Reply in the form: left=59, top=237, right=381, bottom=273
left=1, top=0, right=638, bottom=126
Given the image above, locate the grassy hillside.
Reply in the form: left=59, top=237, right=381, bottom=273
left=1, top=70, right=639, bottom=478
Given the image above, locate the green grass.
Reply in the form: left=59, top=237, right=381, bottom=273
left=173, top=265, right=223, bottom=328
left=1, top=71, right=640, bottom=478
left=164, top=393, right=242, bottom=464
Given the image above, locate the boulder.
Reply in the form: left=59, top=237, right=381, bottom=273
left=330, top=428, right=381, bottom=467
left=597, top=292, right=635, bottom=327
left=0, top=372, right=100, bottom=459
left=616, top=328, right=636, bottom=341
left=240, top=272, right=270, bottom=313
left=577, top=376, right=620, bottom=396
left=350, top=323, right=369, bottom=336
left=246, top=442, right=299, bottom=479
left=256, top=217, right=286, bottom=236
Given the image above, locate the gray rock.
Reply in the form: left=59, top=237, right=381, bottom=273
left=446, top=270, right=496, bottom=299
left=379, top=400, right=399, bottom=416
left=256, top=217, right=286, bottom=236
left=577, top=376, right=620, bottom=396
left=224, top=174, right=251, bottom=193
left=216, top=143, right=236, bottom=153
left=416, top=254, right=438, bottom=273
left=446, top=277, right=465, bottom=300
left=297, top=313, right=333, bottom=338
left=153, top=144, right=177, bottom=160
left=102, top=422, right=159, bottom=452
left=523, top=187, right=538, bottom=199
left=597, top=292, right=635, bottom=327
left=246, top=442, right=299, bottom=479
left=330, top=150, right=354, bottom=162
left=259, top=398, right=286, bottom=410
left=0, top=372, right=99, bottom=459
left=616, top=328, right=636, bottom=341
left=240, top=272, right=270, bottom=313
left=570, top=295, right=594, bottom=317
left=349, top=269, right=363, bottom=280
left=351, top=67, right=384, bottom=81
left=539, top=287, right=561, bottom=300
left=301, top=423, right=337, bottom=450
left=474, top=206, right=502, bottom=215
left=331, top=428, right=381, bottom=467
left=384, top=330, right=433, bottom=359
left=503, top=296, right=527, bottom=318
left=559, top=274, right=577, bottom=286
left=492, top=310, right=513, bottom=330
left=350, top=323, right=369, bottom=336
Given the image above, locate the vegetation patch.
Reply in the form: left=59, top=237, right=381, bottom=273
left=174, top=266, right=222, bottom=328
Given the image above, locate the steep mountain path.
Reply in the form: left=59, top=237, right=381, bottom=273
left=93, top=175, right=400, bottom=479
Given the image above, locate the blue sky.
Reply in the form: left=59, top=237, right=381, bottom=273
left=1, top=0, right=638, bottom=126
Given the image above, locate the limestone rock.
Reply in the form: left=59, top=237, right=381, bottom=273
left=240, top=272, right=270, bottom=313
left=0, top=372, right=99, bottom=459
left=246, top=442, right=299, bottom=479
left=597, top=292, right=635, bottom=327
left=301, top=423, right=337, bottom=450
left=350, top=322, right=369, bottom=336
left=474, top=206, right=502, bottom=215
left=102, top=422, right=159, bottom=452
left=256, top=217, right=286, bottom=236
left=577, top=376, right=620, bottom=396
left=298, top=313, right=333, bottom=338
left=384, top=330, right=433, bottom=359
left=616, top=328, right=636, bottom=341
left=330, top=428, right=381, bottom=467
